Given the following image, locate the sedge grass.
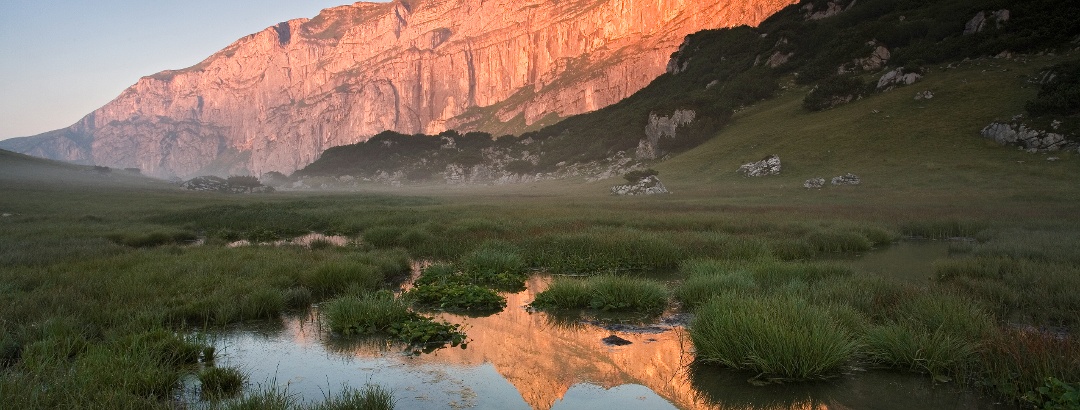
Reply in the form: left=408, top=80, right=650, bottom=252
left=322, top=292, right=411, bottom=336
left=312, top=384, right=395, bottom=410
left=531, top=275, right=668, bottom=314
left=690, top=293, right=858, bottom=381
left=199, top=366, right=246, bottom=398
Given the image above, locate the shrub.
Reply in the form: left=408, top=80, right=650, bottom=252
left=803, top=75, right=866, bottom=111
left=1026, top=60, right=1080, bottom=117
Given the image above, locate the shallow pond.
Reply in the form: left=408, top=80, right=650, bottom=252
left=203, top=266, right=1006, bottom=409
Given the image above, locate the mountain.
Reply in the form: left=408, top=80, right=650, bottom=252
left=292, top=0, right=1080, bottom=187
left=0, top=0, right=796, bottom=179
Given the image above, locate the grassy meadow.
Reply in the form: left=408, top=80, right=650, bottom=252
left=1, top=54, right=1079, bottom=408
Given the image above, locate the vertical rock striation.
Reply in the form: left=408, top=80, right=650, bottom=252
left=1, top=0, right=796, bottom=178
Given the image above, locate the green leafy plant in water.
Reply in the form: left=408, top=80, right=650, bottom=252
left=1023, top=377, right=1080, bottom=410
left=405, top=284, right=506, bottom=312
left=387, top=318, right=467, bottom=355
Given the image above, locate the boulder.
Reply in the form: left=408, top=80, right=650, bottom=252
left=804, top=178, right=826, bottom=189
left=877, top=68, right=922, bottom=89
left=831, top=173, right=861, bottom=186
left=611, top=175, right=670, bottom=196
left=738, top=155, right=782, bottom=177
left=915, top=90, right=934, bottom=100
left=981, top=122, right=1073, bottom=152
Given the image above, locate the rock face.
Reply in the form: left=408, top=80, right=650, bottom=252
left=981, top=122, right=1075, bottom=152
left=611, top=175, right=669, bottom=196
left=1, top=0, right=797, bottom=179
left=636, top=110, right=696, bottom=160
left=738, top=155, right=781, bottom=177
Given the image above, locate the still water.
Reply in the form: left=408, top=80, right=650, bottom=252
left=203, top=242, right=1005, bottom=409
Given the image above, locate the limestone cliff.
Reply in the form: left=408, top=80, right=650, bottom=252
left=1, top=0, right=795, bottom=178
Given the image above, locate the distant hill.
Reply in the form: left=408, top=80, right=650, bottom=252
left=294, top=0, right=1080, bottom=187
left=0, top=148, right=166, bottom=188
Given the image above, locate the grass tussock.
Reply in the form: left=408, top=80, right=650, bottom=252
left=199, top=366, right=246, bottom=398
left=690, top=293, right=859, bottom=381
left=322, top=292, right=411, bottom=336
left=312, top=384, right=395, bottom=410
left=531, top=275, right=669, bottom=314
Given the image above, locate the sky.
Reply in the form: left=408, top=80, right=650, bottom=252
left=0, top=1, right=391, bottom=141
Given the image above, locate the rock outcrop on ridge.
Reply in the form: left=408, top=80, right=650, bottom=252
left=0, top=0, right=796, bottom=179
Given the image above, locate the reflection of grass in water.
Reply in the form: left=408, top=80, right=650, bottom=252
left=687, top=363, right=824, bottom=410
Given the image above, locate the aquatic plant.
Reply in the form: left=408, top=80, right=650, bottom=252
left=405, top=284, right=506, bottom=312
left=387, top=318, right=467, bottom=354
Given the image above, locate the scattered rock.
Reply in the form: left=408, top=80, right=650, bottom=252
left=914, top=90, right=934, bottom=100
left=877, top=68, right=922, bottom=89
left=841, top=45, right=891, bottom=73
left=602, top=335, right=633, bottom=346
left=1047, top=157, right=1060, bottom=162
left=981, top=122, right=1074, bottom=152
left=831, top=173, right=861, bottom=186
left=738, top=155, right=782, bottom=177
left=803, top=178, right=826, bottom=189
left=1, top=213, right=12, bottom=218
left=611, top=175, right=670, bottom=196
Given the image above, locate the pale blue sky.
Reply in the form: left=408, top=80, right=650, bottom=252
left=0, top=1, right=390, bottom=140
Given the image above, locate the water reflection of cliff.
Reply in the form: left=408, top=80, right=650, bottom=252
left=310, top=276, right=712, bottom=410
left=276, top=276, right=1003, bottom=410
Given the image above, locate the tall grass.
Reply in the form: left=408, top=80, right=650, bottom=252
left=312, top=384, right=395, bottom=410
left=322, top=292, right=411, bottom=336
left=531, top=275, right=669, bottom=314
left=690, top=293, right=859, bottom=381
